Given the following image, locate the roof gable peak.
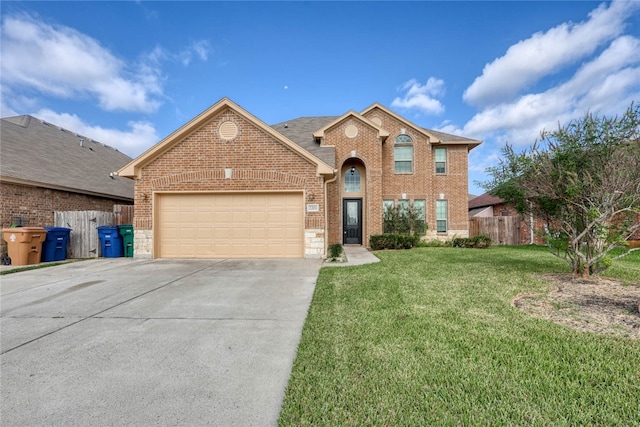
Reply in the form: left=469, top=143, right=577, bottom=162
left=118, top=97, right=333, bottom=178
left=312, top=110, right=389, bottom=140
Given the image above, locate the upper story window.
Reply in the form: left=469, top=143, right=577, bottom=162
left=344, top=167, right=361, bottom=193
left=394, top=134, right=413, bottom=174
left=435, top=147, right=447, bottom=174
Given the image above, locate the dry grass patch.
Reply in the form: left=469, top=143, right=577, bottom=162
left=513, top=274, right=640, bottom=339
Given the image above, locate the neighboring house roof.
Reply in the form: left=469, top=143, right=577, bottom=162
left=1, top=115, right=134, bottom=201
left=468, top=192, right=505, bottom=210
left=118, top=98, right=334, bottom=178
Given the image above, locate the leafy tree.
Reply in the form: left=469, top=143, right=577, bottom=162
left=483, top=104, right=640, bottom=277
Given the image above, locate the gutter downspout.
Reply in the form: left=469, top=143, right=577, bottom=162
left=323, top=171, right=339, bottom=258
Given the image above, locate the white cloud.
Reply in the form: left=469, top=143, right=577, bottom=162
left=463, top=0, right=640, bottom=107
left=34, top=109, right=159, bottom=157
left=461, top=34, right=640, bottom=146
left=391, top=78, right=445, bottom=115
left=1, top=14, right=164, bottom=113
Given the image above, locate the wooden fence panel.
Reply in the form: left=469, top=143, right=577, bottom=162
left=469, top=216, right=521, bottom=245
left=113, top=205, right=134, bottom=225
left=54, top=211, right=114, bottom=258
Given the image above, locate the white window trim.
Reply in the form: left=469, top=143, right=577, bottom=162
left=435, top=147, right=447, bottom=175
left=436, top=199, right=448, bottom=233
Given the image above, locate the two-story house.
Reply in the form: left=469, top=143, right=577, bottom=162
left=117, top=98, right=481, bottom=259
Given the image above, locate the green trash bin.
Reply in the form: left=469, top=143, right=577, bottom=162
left=118, top=224, right=134, bottom=257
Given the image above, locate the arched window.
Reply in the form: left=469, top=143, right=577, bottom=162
left=344, top=167, right=361, bottom=192
left=394, top=134, right=413, bottom=173
left=395, top=134, right=413, bottom=143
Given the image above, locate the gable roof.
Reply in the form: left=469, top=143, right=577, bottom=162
left=311, top=110, right=390, bottom=142
left=468, top=192, right=505, bottom=209
left=1, top=115, right=134, bottom=200
left=361, top=102, right=482, bottom=149
left=271, top=116, right=337, bottom=167
left=118, top=98, right=335, bottom=178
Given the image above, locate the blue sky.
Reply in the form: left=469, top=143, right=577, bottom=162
left=2, top=1, right=640, bottom=195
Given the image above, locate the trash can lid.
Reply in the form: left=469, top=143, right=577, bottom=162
left=2, top=227, right=47, bottom=232
left=44, top=226, right=72, bottom=232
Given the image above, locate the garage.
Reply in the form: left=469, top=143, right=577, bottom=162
left=155, top=192, right=304, bottom=258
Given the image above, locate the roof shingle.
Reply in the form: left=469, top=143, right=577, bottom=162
left=1, top=115, right=134, bottom=200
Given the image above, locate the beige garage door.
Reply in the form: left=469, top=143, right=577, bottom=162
left=155, top=192, right=304, bottom=258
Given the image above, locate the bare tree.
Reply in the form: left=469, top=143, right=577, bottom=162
left=484, top=104, right=640, bottom=277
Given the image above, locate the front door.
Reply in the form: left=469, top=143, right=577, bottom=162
left=343, top=198, right=362, bottom=245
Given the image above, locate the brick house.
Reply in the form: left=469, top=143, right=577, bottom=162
left=117, top=98, right=481, bottom=259
left=1, top=115, right=134, bottom=252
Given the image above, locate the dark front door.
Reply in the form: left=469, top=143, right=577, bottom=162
left=343, top=198, right=362, bottom=245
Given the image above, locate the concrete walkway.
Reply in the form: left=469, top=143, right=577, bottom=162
left=323, top=245, right=380, bottom=267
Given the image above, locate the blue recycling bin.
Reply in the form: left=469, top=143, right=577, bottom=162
left=97, top=225, right=124, bottom=258
left=41, top=227, right=72, bottom=262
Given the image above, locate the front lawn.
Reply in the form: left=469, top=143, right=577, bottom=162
left=279, top=246, right=640, bottom=426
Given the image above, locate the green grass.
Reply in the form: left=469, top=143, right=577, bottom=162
left=0, top=258, right=87, bottom=275
left=279, top=246, right=640, bottom=426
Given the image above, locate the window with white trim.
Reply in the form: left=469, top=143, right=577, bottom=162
left=435, top=147, right=447, bottom=174
left=436, top=200, right=448, bottom=233
left=394, top=135, right=413, bottom=173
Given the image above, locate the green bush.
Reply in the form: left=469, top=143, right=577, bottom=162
left=452, top=235, right=492, bottom=249
left=416, top=239, right=452, bottom=248
left=328, top=243, right=343, bottom=259
left=383, top=205, right=427, bottom=235
left=370, top=234, right=420, bottom=250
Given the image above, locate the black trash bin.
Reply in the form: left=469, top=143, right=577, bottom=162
left=97, top=225, right=124, bottom=258
left=42, top=227, right=72, bottom=262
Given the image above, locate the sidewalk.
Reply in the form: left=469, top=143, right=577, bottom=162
left=323, top=245, right=380, bottom=267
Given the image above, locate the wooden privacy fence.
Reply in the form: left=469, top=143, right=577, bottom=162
left=113, top=205, right=134, bottom=226
left=54, top=211, right=114, bottom=258
left=54, top=205, right=133, bottom=258
left=469, top=216, right=521, bottom=245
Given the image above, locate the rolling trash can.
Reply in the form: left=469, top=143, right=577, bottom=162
left=97, top=225, right=124, bottom=258
left=118, top=224, right=134, bottom=257
left=42, top=227, right=72, bottom=262
left=1, top=227, right=47, bottom=266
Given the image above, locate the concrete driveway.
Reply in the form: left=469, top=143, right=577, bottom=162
left=0, top=257, right=321, bottom=426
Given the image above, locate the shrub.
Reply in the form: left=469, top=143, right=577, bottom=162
left=328, top=243, right=343, bottom=259
left=416, top=239, right=452, bottom=248
left=383, top=205, right=427, bottom=235
left=452, top=235, right=492, bottom=249
left=473, top=235, right=492, bottom=249
left=370, top=234, right=420, bottom=250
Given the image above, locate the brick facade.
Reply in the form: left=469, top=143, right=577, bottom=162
left=322, top=107, right=473, bottom=246
left=0, top=181, right=130, bottom=253
left=131, top=106, right=326, bottom=258
left=122, top=98, right=479, bottom=258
